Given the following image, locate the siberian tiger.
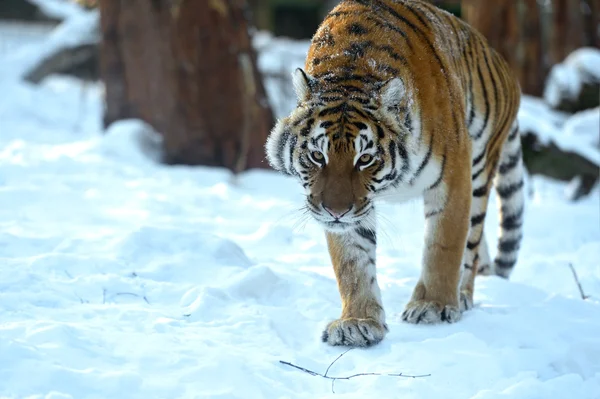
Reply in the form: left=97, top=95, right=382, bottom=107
left=265, top=0, right=525, bottom=347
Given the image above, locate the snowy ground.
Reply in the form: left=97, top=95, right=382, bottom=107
left=1, top=20, right=600, bottom=399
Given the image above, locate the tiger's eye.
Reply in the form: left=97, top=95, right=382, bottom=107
left=359, top=154, right=373, bottom=164
left=312, top=151, right=324, bottom=160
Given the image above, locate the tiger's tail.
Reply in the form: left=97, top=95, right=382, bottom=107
left=492, top=122, right=525, bottom=278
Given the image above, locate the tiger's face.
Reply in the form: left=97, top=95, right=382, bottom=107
left=266, top=69, right=413, bottom=233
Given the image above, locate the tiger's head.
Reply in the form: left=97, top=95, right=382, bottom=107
left=266, top=68, right=414, bottom=233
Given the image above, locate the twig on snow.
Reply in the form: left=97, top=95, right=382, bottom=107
left=280, top=348, right=431, bottom=393
left=114, top=292, right=151, bottom=304
left=568, top=263, right=590, bottom=300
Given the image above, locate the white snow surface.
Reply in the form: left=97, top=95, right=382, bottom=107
left=1, top=28, right=600, bottom=399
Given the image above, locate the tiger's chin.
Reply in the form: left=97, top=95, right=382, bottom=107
left=316, top=214, right=374, bottom=233
left=321, top=220, right=358, bottom=233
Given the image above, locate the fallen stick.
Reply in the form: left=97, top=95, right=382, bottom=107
left=568, top=263, right=590, bottom=300
left=279, top=348, right=431, bottom=393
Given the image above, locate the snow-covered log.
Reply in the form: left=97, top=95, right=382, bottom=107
left=519, top=96, right=599, bottom=199
left=544, top=47, right=600, bottom=114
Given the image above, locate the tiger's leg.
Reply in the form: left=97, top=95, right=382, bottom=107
left=322, top=227, right=387, bottom=347
left=476, top=232, right=493, bottom=276
left=459, top=158, right=498, bottom=311
left=402, top=155, right=472, bottom=324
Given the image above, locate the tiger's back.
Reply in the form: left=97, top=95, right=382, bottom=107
left=265, top=0, right=525, bottom=347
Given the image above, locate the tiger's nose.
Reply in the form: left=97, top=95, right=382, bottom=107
left=322, top=204, right=352, bottom=219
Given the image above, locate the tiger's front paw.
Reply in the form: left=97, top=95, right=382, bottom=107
left=401, top=300, right=461, bottom=324
left=321, top=318, right=388, bottom=347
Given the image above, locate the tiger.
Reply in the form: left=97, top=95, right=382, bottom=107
left=265, top=0, right=525, bottom=347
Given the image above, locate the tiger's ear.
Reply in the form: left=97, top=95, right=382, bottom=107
left=292, top=68, right=316, bottom=103
left=377, top=77, right=406, bottom=111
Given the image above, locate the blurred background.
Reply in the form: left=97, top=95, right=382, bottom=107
left=0, top=0, right=598, bottom=198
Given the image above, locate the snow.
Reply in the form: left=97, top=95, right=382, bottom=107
left=0, top=7, right=99, bottom=81
left=1, top=24, right=600, bottom=399
left=518, top=95, right=600, bottom=166
left=544, top=47, right=600, bottom=109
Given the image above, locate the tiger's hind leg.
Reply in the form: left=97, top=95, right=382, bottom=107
left=322, top=228, right=388, bottom=347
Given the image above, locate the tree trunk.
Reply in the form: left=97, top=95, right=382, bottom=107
left=520, top=0, right=544, bottom=96
left=550, top=0, right=584, bottom=65
left=461, top=0, right=519, bottom=70
left=461, top=0, right=545, bottom=96
left=99, top=0, right=274, bottom=172
left=583, top=0, right=600, bottom=49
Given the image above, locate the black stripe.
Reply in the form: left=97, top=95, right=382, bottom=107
left=318, top=96, right=343, bottom=103
left=317, top=103, right=369, bottom=118
left=400, top=0, right=432, bottom=28
left=426, top=150, right=447, bottom=190
left=388, top=141, right=397, bottom=171
left=376, top=44, right=407, bottom=62
left=507, top=125, right=519, bottom=141
left=404, top=112, right=413, bottom=131
left=356, top=227, right=377, bottom=245
left=299, top=118, right=315, bottom=137
left=355, top=204, right=372, bottom=217
left=397, top=139, right=410, bottom=177
left=288, top=135, right=297, bottom=175
left=348, top=23, right=369, bottom=35
left=466, top=35, right=476, bottom=127
left=410, top=133, right=433, bottom=184
left=298, top=156, right=310, bottom=170
left=473, top=182, right=489, bottom=197
left=481, top=47, right=499, bottom=130
left=501, top=208, right=524, bottom=230
left=467, top=234, right=482, bottom=250
left=348, top=0, right=413, bottom=47
left=354, top=202, right=369, bottom=215
left=472, top=144, right=487, bottom=168
left=498, top=148, right=522, bottom=174
left=471, top=212, right=486, bottom=226
left=315, top=72, right=378, bottom=85
left=472, top=61, right=490, bottom=140
left=425, top=208, right=443, bottom=218
left=473, top=160, right=497, bottom=197
left=497, top=180, right=524, bottom=199
left=498, top=237, right=521, bottom=252
left=352, top=121, right=368, bottom=130
left=472, top=163, right=486, bottom=180
left=495, top=258, right=516, bottom=269
left=292, top=113, right=311, bottom=127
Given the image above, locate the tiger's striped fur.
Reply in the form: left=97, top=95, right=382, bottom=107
left=265, top=0, right=525, bottom=347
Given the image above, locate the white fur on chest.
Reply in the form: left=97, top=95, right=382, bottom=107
left=377, top=156, right=442, bottom=204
